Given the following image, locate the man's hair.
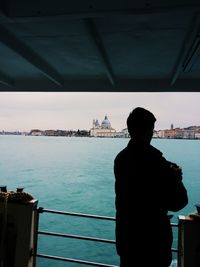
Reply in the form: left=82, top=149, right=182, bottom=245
left=127, top=107, right=156, bottom=137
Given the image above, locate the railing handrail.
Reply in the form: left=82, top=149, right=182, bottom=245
left=36, top=253, right=118, bottom=267
left=38, top=230, right=115, bottom=244
left=39, top=207, right=115, bottom=221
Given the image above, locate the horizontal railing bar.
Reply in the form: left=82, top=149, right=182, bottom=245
left=39, top=208, right=179, bottom=228
left=36, top=253, right=118, bottom=267
left=172, top=248, right=179, bottom=253
left=39, top=208, right=115, bottom=221
left=38, top=231, right=178, bottom=252
left=171, top=223, right=178, bottom=227
left=38, top=230, right=115, bottom=244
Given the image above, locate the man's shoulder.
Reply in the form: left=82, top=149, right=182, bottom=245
left=114, top=143, right=164, bottom=163
left=149, top=145, right=163, bottom=156
left=114, top=147, right=129, bottom=162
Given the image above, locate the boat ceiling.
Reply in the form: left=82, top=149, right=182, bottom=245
left=1, top=0, right=200, bottom=92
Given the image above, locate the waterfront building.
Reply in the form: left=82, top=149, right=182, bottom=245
left=163, top=128, right=176, bottom=139
left=29, top=129, right=43, bottom=136
left=155, top=125, right=199, bottom=139
left=153, top=130, right=159, bottom=138
left=115, top=128, right=130, bottom=138
left=182, top=129, right=195, bottom=139
left=90, top=115, right=116, bottom=137
left=195, top=131, right=200, bottom=139
left=154, top=130, right=164, bottom=138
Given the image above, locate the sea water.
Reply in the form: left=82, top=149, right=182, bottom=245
left=0, top=136, right=199, bottom=267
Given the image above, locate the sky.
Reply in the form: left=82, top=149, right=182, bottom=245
left=0, top=92, right=200, bottom=132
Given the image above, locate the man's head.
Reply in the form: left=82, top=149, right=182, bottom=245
left=127, top=107, right=156, bottom=143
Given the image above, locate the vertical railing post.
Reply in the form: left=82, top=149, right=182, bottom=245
left=178, top=214, right=200, bottom=267
left=33, top=207, right=43, bottom=267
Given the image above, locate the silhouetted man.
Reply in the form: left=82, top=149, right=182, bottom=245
left=114, top=107, right=188, bottom=267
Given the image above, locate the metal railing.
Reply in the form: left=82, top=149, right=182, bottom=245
left=35, top=207, right=178, bottom=267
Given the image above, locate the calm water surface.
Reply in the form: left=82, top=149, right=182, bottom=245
left=0, top=136, right=199, bottom=266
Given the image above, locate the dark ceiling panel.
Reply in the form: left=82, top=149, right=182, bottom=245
left=0, top=1, right=200, bottom=92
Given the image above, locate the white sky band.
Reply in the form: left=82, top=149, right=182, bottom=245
left=0, top=92, right=200, bottom=132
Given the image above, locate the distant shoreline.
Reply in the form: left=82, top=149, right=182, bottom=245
left=0, top=133, right=200, bottom=140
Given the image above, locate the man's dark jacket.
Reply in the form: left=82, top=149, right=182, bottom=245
left=114, top=140, right=188, bottom=266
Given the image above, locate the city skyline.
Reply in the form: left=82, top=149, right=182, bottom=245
left=0, top=92, right=200, bottom=132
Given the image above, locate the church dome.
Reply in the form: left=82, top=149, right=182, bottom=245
left=101, top=115, right=111, bottom=129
